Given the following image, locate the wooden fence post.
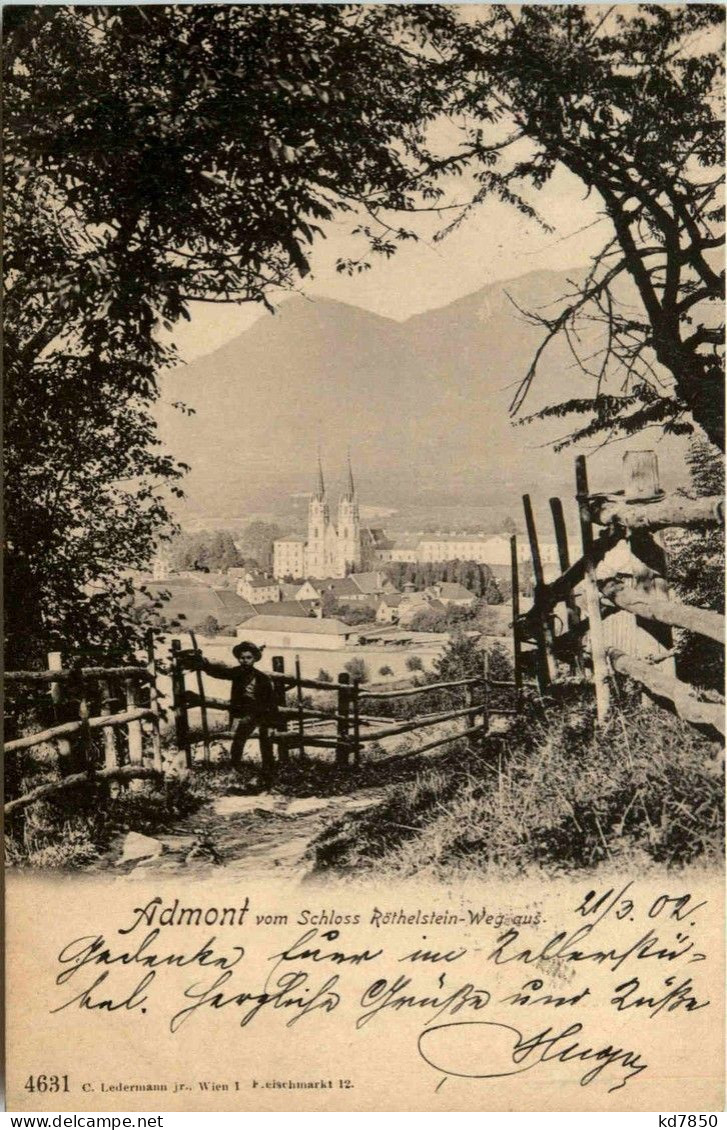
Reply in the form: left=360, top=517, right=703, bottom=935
left=125, top=677, right=145, bottom=792
left=351, top=678, right=362, bottom=766
left=575, top=455, right=611, bottom=724
left=480, top=648, right=490, bottom=747
left=146, top=630, right=163, bottom=773
left=99, top=679, right=119, bottom=779
left=464, top=679, right=477, bottom=730
left=74, top=666, right=93, bottom=778
left=170, top=639, right=191, bottom=768
left=549, top=496, right=584, bottom=675
left=188, top=629, right=210, bottom=765
left=294, top=655, right=306, bottom=756
left=271, top=655, right=289, bottom=765
left=336, top=673, right=351, bottom=768
left=522, top=494, right=557, bottom=691
left=48, top=651, right=73, bottom=773
left=510, top=536, right=524, bottom=710
left=623, top=451, right=675, bottom=674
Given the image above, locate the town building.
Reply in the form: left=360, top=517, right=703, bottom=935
left=272, top=534, right=306, bottom=579
left=251, top=599, right=320, bottom=618
left=235, top=572, right=281, bottom=605
left=376, top=590, right=432, bottom=625
left=424, top=581, right=477, bottom=607
left=138, top=578, right=256, bottom=633
left=273, top=456, right=392, bottom=580
left=236, top=614, right=361, bottom=651
left=376, top=594, right=405, bottom=624
left=294, top=580, right=322, bottom=602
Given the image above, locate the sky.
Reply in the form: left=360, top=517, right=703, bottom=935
left=169, top=161, right=610, bottom=363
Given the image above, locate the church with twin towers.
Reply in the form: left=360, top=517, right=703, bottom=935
left=272, top=455, right=390, bottom=580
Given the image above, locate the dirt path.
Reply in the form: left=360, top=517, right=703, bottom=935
left=100, top=787, right=387, bottom=883
left=93, top=716, right=513, bottom=883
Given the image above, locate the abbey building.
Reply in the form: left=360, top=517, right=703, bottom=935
left=273, top=458, right=390, bottom=580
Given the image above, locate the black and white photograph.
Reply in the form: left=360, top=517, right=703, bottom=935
left=4, top=2, right=725, bottom=1113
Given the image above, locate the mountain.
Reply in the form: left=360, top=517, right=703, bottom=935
left=157, top=268, right=687, bottom=521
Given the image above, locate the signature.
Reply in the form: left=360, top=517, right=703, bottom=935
left=417, top=1020, right=647, bottom=1092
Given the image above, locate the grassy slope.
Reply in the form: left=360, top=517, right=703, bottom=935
left=312, top=685, right=725, bottom=880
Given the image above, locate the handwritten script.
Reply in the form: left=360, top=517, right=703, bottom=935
left=51, top=883, right=712, bottom=1095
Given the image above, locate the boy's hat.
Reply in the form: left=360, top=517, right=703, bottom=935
left=232, top=640, right=263, bottom=662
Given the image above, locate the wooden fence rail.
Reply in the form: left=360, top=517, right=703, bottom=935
left=177, top=647, right=515, bottom=768
left=4, top=707, right=155, bottom=754
left=517, top=450, right=725, bottom=738
left=4, top=633, right=162, bottom=815
left=358, top=677, right=481, bottom=700
left=607, top=648, right=725, bottom=737
left=5, top=766, right=161, bottom=817
left=5, top=665, right=151, bottom=684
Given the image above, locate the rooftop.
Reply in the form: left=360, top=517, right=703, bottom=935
left=237, top=615, right=354, bottom=635
left=316, top=576, right=360, bottom=597
left=428, top=582, right=477, bottom=599
left=252, top=599, right=318, bottom=617
left=215, top=590, right=257, bottom=617
left=350, top=571, right=391, bottom=594
left=419, top=534, right=495, bottom=545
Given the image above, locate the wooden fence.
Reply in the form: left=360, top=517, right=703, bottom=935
left=173, top=644, right=518, bottom=767
left=4, top=628, right=520, bottom=816
left=4, top=631, right=162, bottom=816
left=515, top=449, right=724, bottom=739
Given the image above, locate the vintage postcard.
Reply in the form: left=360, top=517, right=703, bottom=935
left=4, top=2, right=725, bottom=1114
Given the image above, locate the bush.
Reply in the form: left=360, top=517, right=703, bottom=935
left=344, top=657, right=370, bottom=682
left=406, top=655, right=424, bottom=672
left=379, top=665, right=394, bottom=677
left=487, top=641, right=513, bottom=681
left=195, top=614, right=221, bottom=637
left=335, top=603, right=374, bottom=626
left=317, top=668, right=332, bottom=683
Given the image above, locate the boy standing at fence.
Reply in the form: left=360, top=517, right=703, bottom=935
left=193, top=641, right=278, bottom=789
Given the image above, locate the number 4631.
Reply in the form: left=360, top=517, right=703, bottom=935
left=24, top=1075, right=69, bottom=1094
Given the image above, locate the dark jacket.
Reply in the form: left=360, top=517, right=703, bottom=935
left=202, top=662, right=278, bottom=725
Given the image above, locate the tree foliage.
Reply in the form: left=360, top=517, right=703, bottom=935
left=236, top=521, right=284, bottom=572
left=438, top=6, right=725, bottom=449
left=169, top=529, right=242, bottom=573
left=4, top=4, right=455, bottom=666
left=382, top=559, right=502, bottom=602
left=408, top=604, right=477, bottom=633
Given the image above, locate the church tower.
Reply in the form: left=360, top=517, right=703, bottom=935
left=337, top=453, right=361, bottom=574
left=305, top=454, right=330, bottom=577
